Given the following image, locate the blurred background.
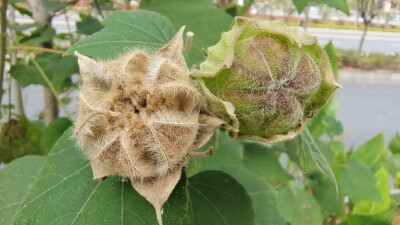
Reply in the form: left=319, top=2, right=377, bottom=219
left=0, top=0, right=399, bottom=158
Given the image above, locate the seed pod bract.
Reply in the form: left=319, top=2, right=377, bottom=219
left=74, top=27, right=226, bottom=225
left=192, top=17, right=341, bottom=143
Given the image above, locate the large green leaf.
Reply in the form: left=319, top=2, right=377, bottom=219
left=352, top=132, right=385, bottom=171
left=185, top=130, right=244, bottom=176
left=66, top=10, right=175, bottom=59
left=140, top=0, right=234, bottom=67
left=184, top=171, right=254, bottom=225
left=12, top=128, right=188, bottom=224
left=220, top=166, right=286, bottom=225
left=389, top=132, right=400, bottom=155
left=186, top=130, right=290, bottom=186
left=186, top=131, right=285, bottom=224
left=276, top=186, right=323, bottom=225
left=301, top=128, right=338, bottom=193
left=242, top=142, right=292, bottom=185
left=339, top=157, right=381, bottom=204
left=0, top=156, right=45, bottom=225
left=9, top=53, right=78, bottom=92
left=40, top=117, right=72, bottom=153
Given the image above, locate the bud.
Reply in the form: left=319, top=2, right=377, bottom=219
left=74, top=27, right=225, bottom=225
left=192, top=17, right=341, bottom=143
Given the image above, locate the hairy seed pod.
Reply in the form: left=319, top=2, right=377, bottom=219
left=192, top=17, right=341, bottom=143
left=74, top=27, right=226, bottom=225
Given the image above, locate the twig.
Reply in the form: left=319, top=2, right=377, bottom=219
left=29, top=54, right=71, bottom=118
left=0, top=0, right=8, bottom=117
left=93, top=0, right=104, bottom=19
left=7, top=45, right=64, bottom=54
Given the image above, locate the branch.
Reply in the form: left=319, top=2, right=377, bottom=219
left=29, top=54, right=71, bottom=118
left=7, top=45, right=64, bottom=54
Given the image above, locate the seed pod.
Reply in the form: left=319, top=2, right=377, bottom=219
left=74, top=27, right=225, bottom=225
left=192, top=17, right=341, bottom=143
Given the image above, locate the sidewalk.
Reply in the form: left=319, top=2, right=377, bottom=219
left=339, top=69, right=400, bottom=84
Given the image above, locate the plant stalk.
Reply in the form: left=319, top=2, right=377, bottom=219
left=29, top=55, right=71, bottom=119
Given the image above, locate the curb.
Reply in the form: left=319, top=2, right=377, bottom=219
left=338, top=69, right=400, bottom=84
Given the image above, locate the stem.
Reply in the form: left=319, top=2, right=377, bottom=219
left=0, top=0, right=8, bottom=118
left=29, top=55, right=71, bottom=118
left=93, top=0, right=104, bottom=19
left=7, top=45, right=64, bottom=54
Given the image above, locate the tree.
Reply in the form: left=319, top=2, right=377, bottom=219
left=357, top=0, right=378, bottom=52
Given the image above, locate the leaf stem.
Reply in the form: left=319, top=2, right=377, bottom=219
left=29, top=55, right=71, bottom=118
left=7, top=45, right=64, bottom=54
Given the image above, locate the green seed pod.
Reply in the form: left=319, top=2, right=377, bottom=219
left=192, top=17, right=341, bottom=143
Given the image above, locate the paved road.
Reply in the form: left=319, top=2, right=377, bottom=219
left=335, top=71, right=400, bottom=148
left=306, top=27, right=400, bottom=54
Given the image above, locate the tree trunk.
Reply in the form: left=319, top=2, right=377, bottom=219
left=303, top=3, right=310, bottom=31
left=0, top=0, right=7, bottom=118
left=27, top=0, right=58, bottom=125
left=358, top=22, right=368, bottom=53
left=9, top=7, right=24, bottom=116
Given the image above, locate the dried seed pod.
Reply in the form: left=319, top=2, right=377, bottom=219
left=74, top=27, right=225, bottom=225
left=192, top=17, right=341, bottom=143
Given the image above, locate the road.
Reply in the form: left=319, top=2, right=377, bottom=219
left=307, top=27, right=400, bottom=54
left=335, top=71, right=400, bottom=148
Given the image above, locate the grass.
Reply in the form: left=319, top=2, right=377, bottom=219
left=336, top=48, right=400, bottom=72
left=251, top=15, right=400, bottom=33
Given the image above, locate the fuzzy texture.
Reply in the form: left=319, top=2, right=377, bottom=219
left=74, top=27, right=225, bottom=225
left=192, top=17, right=341, bottom=143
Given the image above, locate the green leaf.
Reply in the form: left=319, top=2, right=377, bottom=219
left=352, top=132, right=385, bottom=171
left=19, top=24, right=56, bottom=46
left=186, top=130, right=291, bottom=186
left=220, top=166, right=286, bottom=225
left=40, top=118, right=72, bottom=153
left=389, top=132, right=400, bottom=155
left=76, top=16, right=104, bottom=35
left=12, top=128, right=188, bottom=224
left=44, top=1, right=72, bottom=11
left=310, top=172, right=345, bottom=217
left=242, top=142, right=292, bottom=185
left=292, top=0, right=309, bottom=13
left=324, top=41, right=338, bottom=79
left=0, top=156, right=45, bottom=225
left=315, top=0, right=350, bottom=15
left=66, top=10, right=175, bottom=59
left=9, top=53, right=78, bottom=92
left=185, top=171, right=255, bottom=225
left=353, top=167, right=391, bottom=215
left=140, top=0, right=234, bottom=67
left=339, top=157, right=381, bottom=204
left=185, top=130, right=244, bottom=176
left=276, top=186, right=323, bottom=225
left=301, top=128, right=338, bottom=193
left=385, top=154, right=400, bottom=178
